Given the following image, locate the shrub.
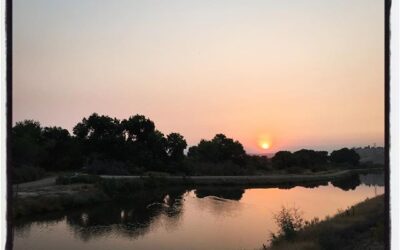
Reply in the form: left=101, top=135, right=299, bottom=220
left=98, top=178, right=145, bottom=198
left=330, top=148, right=360, bottom=166
left=56, top=174, right=101, bottom=185
left=83, top=159, right=130, bottom=175
left=184, top=160, right=247, bottom=176
left=286, top=167, right=305, bottom=174
left=12, top=166, right=46, bottom=184
left=271, top=206, right=304, bottom=243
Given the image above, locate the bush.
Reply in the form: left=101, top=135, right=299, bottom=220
left=184, top=160, right=247, bottom=176
left=286, top=167, right=305, bottom=174
left=83, top=159, right=130, bottom=175
left=56, top=174, right=101, bottom=185
left=330, top=148, right=360, bottom=166
left=12, top=166, right=46, bottom=184
left=271, top=206, right=304, bottom=243
left=98, top=178, right=145, bottom=198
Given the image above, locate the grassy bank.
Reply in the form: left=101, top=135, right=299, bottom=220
left=13, top=184, right=110, bottom=218
left=99, top=168, right=382, bottom=185
left=263, top=195, right=385, bottom=250
left=13, top=168, right=383, bottom=218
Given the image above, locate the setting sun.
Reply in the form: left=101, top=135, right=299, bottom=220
left=261, top=142, right=270, bottom=150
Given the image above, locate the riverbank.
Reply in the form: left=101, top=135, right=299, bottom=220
left=12, top=168, right=383, bottom=218
left=99, top=168, right=382, bottom=185
left=13, top=184, right=110, bottom=218
left=263, top=194, right=385, bottom=250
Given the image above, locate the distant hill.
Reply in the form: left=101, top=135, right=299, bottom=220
left=353, top=146, right=384, bottom=164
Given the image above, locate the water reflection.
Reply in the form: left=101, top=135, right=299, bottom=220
left=331, top=174, right=361, bottom=191
left=195, top=188, right=245, bottom=200
left=66, top=188, right=187, bottom=241
left=13, top=172, right=385, bottom=250
left=359, top=172, right=384, bottom=186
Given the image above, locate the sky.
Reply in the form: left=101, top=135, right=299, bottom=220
left=13, top=0, right=384, bottom=154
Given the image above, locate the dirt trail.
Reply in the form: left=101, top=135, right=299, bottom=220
left=13, top=177, right=57, bottom=191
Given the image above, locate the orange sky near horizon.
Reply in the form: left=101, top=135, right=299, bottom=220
left=13, top=0, right=384, bottom=154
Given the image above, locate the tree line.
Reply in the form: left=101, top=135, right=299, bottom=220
left=11, top=113, right=361, bottom=182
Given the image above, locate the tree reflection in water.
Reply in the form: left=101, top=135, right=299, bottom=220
left=14, top=172, right=383, bottom=242
left=65, top=188, right=188, bottom=241
left=195, top=188, right=245, bottom=200
left=331, top=174, right=361, bottom=191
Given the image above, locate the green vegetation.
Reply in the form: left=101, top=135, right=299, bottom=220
left=270, top=206, right=305, bottom=243
left=263, top=195, right=385, bottom=250
left=11, top=114, right=378, bottom=184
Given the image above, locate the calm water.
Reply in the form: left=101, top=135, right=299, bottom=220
left=13, top=172, right=384, bottom=250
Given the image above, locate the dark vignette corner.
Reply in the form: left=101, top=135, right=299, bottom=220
left=384, top=0, right=391, bottom=250
left=6, top=0, right=13, bottom=249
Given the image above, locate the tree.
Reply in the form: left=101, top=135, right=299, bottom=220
left=11, top=120, right=45, bottom=168
left=330, top=148, right=360, bottom=166
left=331, top=174, right=361, bottom=191
left=121, top=115, right=155, bottom=142
left=120, top=115, right=167, bottom=171
left=272, top=206, right=304, bottom=242
left=166, top=133, right=187, bottom=162
left=41, top=126, right=83, bottom=171
left=188, top=134, right=246, bottom=165
left=271, top=151, right=294, bottom=169
left=73, top=113, right=124, bottom=160
left=73, top=113, right=123, bottom=141
left=292, top=149, right=328, bottom=169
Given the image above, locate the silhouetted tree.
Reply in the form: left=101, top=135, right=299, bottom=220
left=293, top=149, right=327, bottom=166
left=166, top=133, right=187, bottom=162
left=272, top=151, right=294, bottom=169
left=330, top=148, right=360, bottom=166
left=246, top=155, right=271, bottom=170
left=121, top=115, right=155, bottom=142
left=188, top=134, right=246, bottom=165
left=292, top=149, right=328, bottom=171
left=41, top=126, right=83, bottom=171
left=195, top=188, right=245, bottom=200
left=11, top=120, right=45, bottom=168
left=331, top=174, right=361, bottom=190
left=73, top=113, right=124, bottom=160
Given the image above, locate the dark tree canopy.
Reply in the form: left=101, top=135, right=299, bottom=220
left=11, top=121, right=83, bottom=182
left=121, top=115, right=155, bottom=142
left=73, top=113, right=124, bottom=160
left=271, top=151, right=294, bottom=169
left=41, top=126, right=83, bottom=171
left=166, top=133, right=187, bottom=162
left=73, top=113, right=123, bottom=141
left=331, top=174, right=361, bottom=191
left=330, top=148, right=360, bottom=166
left=292, top=149, right=328, bottom=167
left=11, top=114, right=368, bottom=181
left=272, top=149, right=329, bottom=170
left=188, top=134, right=246, bottom=165
left=71, top=113, right=188, bottom=173
left=12, top=120, right=45, bottom=168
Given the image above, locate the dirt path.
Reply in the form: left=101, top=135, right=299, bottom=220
left=100, top=168, right=383, bottom=185
left=13, top=177, right=57, bottom=191
left=99, top=169, right=375, bottom=185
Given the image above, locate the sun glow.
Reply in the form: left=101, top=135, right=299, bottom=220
left=261, top=142, right=270, bottom=150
